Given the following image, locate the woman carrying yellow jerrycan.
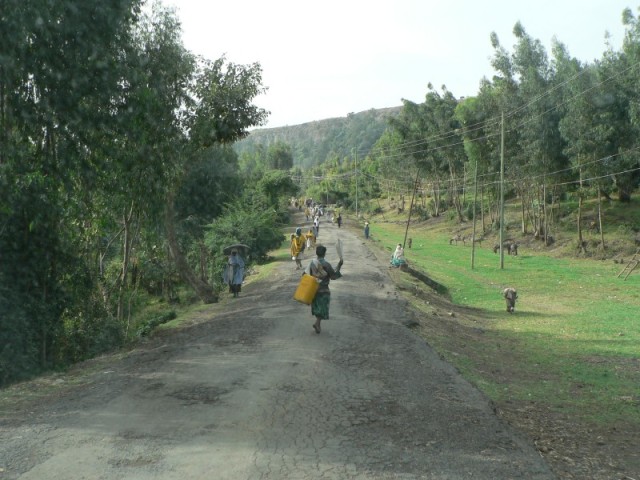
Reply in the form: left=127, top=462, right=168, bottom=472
left=294, top=242, right=343, bottom=334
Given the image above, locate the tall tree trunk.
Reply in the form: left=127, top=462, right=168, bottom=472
left=116, top=203, right=135, bottom=323
left=542, top=183, right=548, bottom=247
left=577, top=168, right=586, bottom=254
left=597, top=184, right=605, bottom=251
left=520, top=188, right=527, bottom=234
left=480, top=183, right=485, bottom=232
left=577, top=193, right=586, bottom=254
left=0, top=75, right=5, bottom=165
left=431, top=182, right=441, bottom=217
left=165, top=195, right=218, bottom=304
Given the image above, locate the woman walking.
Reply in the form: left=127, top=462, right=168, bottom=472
left=307, top=245, right=343, bottom=334
left=223, top=249, right=245, bottom=297
left=290, top=227, right=306, bottom=270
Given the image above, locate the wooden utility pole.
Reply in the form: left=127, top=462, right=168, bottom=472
left=499, top=112, right=505, bottom=270
left=471, top=156, right=479, bottom=269
left=403, top=170, right=421, bottom=249
left=354, top=148, right=358, bottom=218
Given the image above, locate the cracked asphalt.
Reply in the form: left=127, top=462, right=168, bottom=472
left=0, top=217, right=556, bottom=479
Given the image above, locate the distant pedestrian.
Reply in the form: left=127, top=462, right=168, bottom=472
left=364, top=222, right=370, bottom=239
left=306, top=245, right=343, bottom=334
left=390, top=243, right=407, bottom=268
left=337, top=214, right=342, bottom=228
left=290, top=227, right=306, bottom=270
left=305, top=227, right=316, bottom=250
left=223, top=249, right=245, bottom=298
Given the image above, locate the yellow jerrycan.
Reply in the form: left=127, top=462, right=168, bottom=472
left=293, top=274, right=319, bottom=305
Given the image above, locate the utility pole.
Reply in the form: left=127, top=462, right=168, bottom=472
left=499, top=111, right=505, bottom=269
left=354, top=148, right=358, bottom=218
left=402, top=170, right=420, bottom=249
left=471, top=156, right=478, bottom=269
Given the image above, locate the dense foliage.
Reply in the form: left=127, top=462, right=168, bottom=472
left=239, top=11, right=640, bottom=245
left=0, top=1, right=298, bottom=386
left=3, top=2, right=640, bottom=386
left=235, top=107, right=401, bottom=171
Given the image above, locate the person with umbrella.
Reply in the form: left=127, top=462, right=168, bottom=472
left=223, top=245, right=246, bottom=298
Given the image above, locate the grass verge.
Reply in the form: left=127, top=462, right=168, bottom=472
left=364, top=213, right=640, bottom=427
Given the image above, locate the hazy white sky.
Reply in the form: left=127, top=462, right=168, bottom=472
left=165, top=0, right=635, bottom=128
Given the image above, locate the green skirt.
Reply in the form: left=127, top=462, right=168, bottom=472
left=311, top=292, right=331, bottom=319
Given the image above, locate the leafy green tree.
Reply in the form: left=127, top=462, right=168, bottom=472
left=257, top=170, right=300, bottom=210
left=266, top=141, right=294, bottom=170
left=387, top=85, right=465, bottom=220
left=238, top=143, right=267, bottom=178
left=175, top=145, right=242, bottom=284
left=610, top=7, right=640, bottom=202
left=164, top=56, right=268, bottom=304
left=455, top=92, right=500, bottom=231
left=512, top=22, right=568, bottom=238
left=0, top=0, right=143, bottom=383
left=205, top=199, right=285, bottom=265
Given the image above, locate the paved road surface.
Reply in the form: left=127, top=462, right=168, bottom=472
left=0, top=217, right=555, bottom=479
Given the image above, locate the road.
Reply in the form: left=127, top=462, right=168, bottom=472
left=0, top=216, right=555, bottom=479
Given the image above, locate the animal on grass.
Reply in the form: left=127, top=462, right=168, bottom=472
left=503, top=287, right=518, bottom=313
left=493, top=240, right=517, bottom=255
left=449, top=234, right=466, bottom=246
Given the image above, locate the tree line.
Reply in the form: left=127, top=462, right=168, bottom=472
left=0, top=1, right=298, bottom=386
left=250, top=12, right=640, bottom=252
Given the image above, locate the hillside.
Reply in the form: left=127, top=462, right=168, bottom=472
left=234, top=106, right=401, bottom=169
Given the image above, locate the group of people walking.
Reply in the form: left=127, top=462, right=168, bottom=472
left=292, top=207, right=348, bottom=334
left=224, top=209, right=385, bottom=336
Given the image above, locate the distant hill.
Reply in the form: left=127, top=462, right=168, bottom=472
left=235, top=106, right=402, bottom=169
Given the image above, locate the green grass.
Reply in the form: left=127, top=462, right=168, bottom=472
left=368, top=213, right=640, bottom=425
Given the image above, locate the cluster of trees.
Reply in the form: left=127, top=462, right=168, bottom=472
left=248, top=12, right=640, bottom=250
left=374, top=15, right=640, bottom=249
left=235, top=107, right=400, bottom=170
left=0, top=1, right=298, bottom=386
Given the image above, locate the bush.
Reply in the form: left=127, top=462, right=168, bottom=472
left=205, top=199, right=288, bottom=263
left=136, top=310, right=177, bottom=337
left=464, top=201, right=481, bottom=220
left=0, top=285, right=38, bottom=386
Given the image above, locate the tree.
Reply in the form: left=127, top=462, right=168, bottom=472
left=164, top=56, right=268, bottom=303
left=0, top=0, right=144, bottom=382
left=266, top=141, right=294, bottom=170
left=512, top=23, right=568, bottom=240
left=257, top=170, right=300, bottom=210
left=455, top=92, right=500, bottom=232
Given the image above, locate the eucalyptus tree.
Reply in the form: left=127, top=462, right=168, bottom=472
left=488, top=29, right=526, bottom=230
left=422, top=85, right=466, bottom=222
left=168, top=56, right=267, bottom=303
left=455, top=88, right=502, bottom=232
left=612, top=7, right=640, bottom=202
left=370, top=128, right=414, bottom=206
left=97, top=3, right=197, bottom=323
left=256, top=170, right=299, bottom=211
left=510, top=23, right=568, bottom=240
left=388, top=88, right=465, bottom=218
left=556, top=42, right=615, bottom=252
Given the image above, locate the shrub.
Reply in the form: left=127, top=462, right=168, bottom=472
left=136, top=311, right=177, bottom=337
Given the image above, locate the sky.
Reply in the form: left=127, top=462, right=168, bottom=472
left=165, top=0, right=636, bottom=129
